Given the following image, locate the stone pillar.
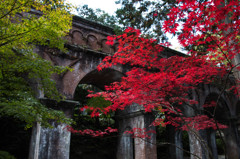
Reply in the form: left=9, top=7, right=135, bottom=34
left=167, top=125, right=183, bottom=159
left=188, top=129, right=214, bottom=159
left=144, top=113, right=157, bottom=159
left=198, top=130, right=210, bottom=159
left=116, top=104, right=157, bottom=159
left=188, top=130, right=204, bottom=159
left=28, top=99, right=78, bottom=159
left=117, top=127, right=134, bottom=159
left=223, top=121, right=240, bottom=159
left=208, top=131, right=218, bottom=159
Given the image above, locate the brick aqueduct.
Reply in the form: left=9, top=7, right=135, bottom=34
left=28, top=15, right=240, bottom=159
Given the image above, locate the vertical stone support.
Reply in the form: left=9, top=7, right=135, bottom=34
left=144, top=113, right=157, bottom=159
left=167, top=125, right=183, bottom=159
left=117, top=127, right=134, bottom=159
left=199, top=129, right=210, bottom=159
left=188, top=129, right=210, bottom=159
left=223, top=121, right=240, bottom=159
left=28, top=99, right=78, bottom=159
left=188, top=130, right=203, bottom=159
left=208, top=131, right=218, bottom=159
left=134, top=114, right=146, bottom=159
left=116, top=104, right=157, bottom=159
left=29, top=122, right=42, bottom=159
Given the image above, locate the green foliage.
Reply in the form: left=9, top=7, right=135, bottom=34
left=0, top=151, right=16, bottom=159
left=115, top=0, right=176, bottom=42
left=74, top=84, right=112, bottom=109
left=182, top=131, right=190, bottom=157
left=74, top=84, right=93, bottom=105
left=73, top=84, right=114, bottom=128
left=76, top=1, right=176, bottom=39
left=216, top=134, right=225, bottom=155
left=0, top=0, right=73, bottom=128
left=76, top=5, right=123, bottom=35
left=87, top=96, right=112, bottom=109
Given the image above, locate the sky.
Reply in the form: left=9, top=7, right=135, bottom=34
left=66, top=0, right=184, bottom=52
left=67, top=0, right=120, bottom=15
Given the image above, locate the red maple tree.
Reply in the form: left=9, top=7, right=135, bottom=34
left=70, top=0, right=239, bottom=138
left=163, top=0, right=240, bottom=92
left=92, top=27, right=228, bottom=131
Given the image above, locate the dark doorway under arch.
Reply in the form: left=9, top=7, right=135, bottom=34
left=70, top=68, right=125, bottom=159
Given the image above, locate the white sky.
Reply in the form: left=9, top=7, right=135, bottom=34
left=67, top=0, right=120, bottom=15
left=66, top=0, right=184, bottom=52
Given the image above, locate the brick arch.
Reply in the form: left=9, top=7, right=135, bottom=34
left=201, top=92, right=240, bottom=159
left=49, top=40, right=126, bottom=100
left=66, top=68, right=125, bottom=100
left=87, top=34, right=98, bottom=50
left=72, top=30, right=86, bottom=45
left=191, top=85, right=234, bottom=115
left=203, top=93, right=231, bottom=122
left=78, top=68, right=125, bottom=90
left=101, top=39, right=111, bottom=53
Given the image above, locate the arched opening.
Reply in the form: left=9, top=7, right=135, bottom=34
left=182, top=131, right=190, bottom=158
left=101, top=39, right=111, bottom=53
left=204, top=93, right=230, bottom=124
left=87, top=34, right=98, bottom=50
left=204, top=93, right=231, bottom=159
left=166, top=125, right=188, bottom=159
left=157, top=126, right=169, bottom=159
left=237, top=101, right=240, bottom=136
left=70, top=68, right=125, bottom=159
left=72, top=30, right=86, bottom=46
left=78, top=68, right=125, bottom=90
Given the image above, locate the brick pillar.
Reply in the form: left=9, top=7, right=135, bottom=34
left=116, top=104, right=157, bottom=159
left=28, top=99, right=78, bottom=159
